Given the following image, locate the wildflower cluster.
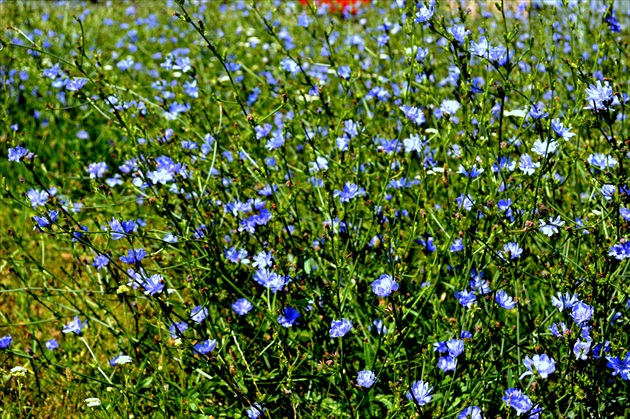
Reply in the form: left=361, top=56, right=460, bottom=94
left=1, top=0, right=630, bottom=417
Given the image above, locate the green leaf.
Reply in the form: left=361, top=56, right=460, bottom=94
left=304, top=258, right=316, bottom=276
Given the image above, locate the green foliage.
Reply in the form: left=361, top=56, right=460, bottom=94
left=1, top=0, right=630, bottom=418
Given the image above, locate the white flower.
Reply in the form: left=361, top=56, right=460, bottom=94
left=85, top=397, right=101, bottom=407
left=10, top=366, right=28, bottom=377
left=115, top=355, right=133, bottom=365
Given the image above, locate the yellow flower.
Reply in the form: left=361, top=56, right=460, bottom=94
left=117, top=285, right=130, bottom=294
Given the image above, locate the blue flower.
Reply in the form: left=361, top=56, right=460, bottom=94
left=539, top=216, right=565, bottom=237
left=309, top=156, right=328, bottom=173
left=371, top=274, right=399, bottom=297
left=415, top=4, right=434, bottom=23
left=255, top=123, right=273, bottom=139
left=225, top=247, right=250, bottom=265
left=406, top=380, right=433, bottom=406
left=117, top=58, right=134, bottom=71
left=496, top=290, right=517, bottom=309
left=551, top=118, right=576, bottom=141
left=377, top=137, right=403, bottom=154
left=109, top=353, right=121, bottom=366
left=548, top=322, right=569, bottom=338
left=403, top=134, right=426, bottom=153
left=606, top=353, right=630, bottom=380
left=573, top=337, right=592, bottom=360
left=277, top=307, right=300, bottom=327
left=456, top=194, right=475, bottom=211
left=440, top=99, right=461, bottom=115
left=173, top=57, right=191, bottom=73
left=503, top=388, right=536, bottom=416
left=460, top=330, right=473, bottom=339
left=457, top=164, right=484, bottom=178
left=588, top=153, right=618, bottom=170
left=518, top=154, right=540, bottom=175
left=343, top=120, right=360, bottom=138
left=183, top=80, right=198, bottom=98
left=33, top=210, right=58, bottom=230
left=502, top=242, right=523, bottom=259
left=416, top=236, right=436, bottom=252
left=531, top=139, right=559, bottom=157
left=365, top=86, right=391, bottom=102
left=333, top=182, right=366, bottom=203
left=470, top=271, right=490, bottom=295
left=164, top=233, right=178, bottom=243
left=571, top=302, right=594, bottom=324
left=586, top=153, right=617, bottom=170
left=585, top=80, right=620, bottom=111
left=593, top=341, right=611, bottom=359
left=337, top=65, right=351, bottom=79
left=253, top=268, right=289, bottom=293
left=45, top=338, right=59, bottom=351
left=372, top=319, right=387, bottom=335
left=610, top=312, right=623, bottom=325
left=0, top=335, right=12, bottom=349
left=109, top=217, right=137, bottom=240
left=458, top=406, right=483, bottom=419
left=551, top=292, right=579, bottom=312
left=609, top=241, right=630, bottom=260
left=193, top=339, right=217, bottom=355
left=336, top=137, right=350, bottom=151
left=528, top=103, right=548, bottom=120
left=62, top=316, right=87, bottom=335
left=297, top=12, right=311, bottom=28
left=43, top=63, right=64, bottom=79
left=438, top=355, right=457, bottom=372
left=520, top=354, right=556, bottom=379
left=232, top=298, right=254, bottom=316
left=455, top=290, right=476, bottom=308
left=603, top=184, right=619, bottom=200
left=448, top=25, right=470, bottom=43
left=450, top=238, right=464, bottom=252
left=280, top=57, right=300, bottom=74
left=604, top=10, right=621, bottom=32
left=357, top=370, right=376, bottom=388
left=8, top=145, right=32, bottom=162
left=329, top=318, right=353, bottom=338
left=471, top=77, right=485, bottom=93
left=120, top=248, right=147, bottom=264
left=434, top=341, right=448, bottom=353
left=190, top=306, right=209, bottom=323
left=493, top=157, right=516, bottom=173
left=246, top=403, right=265, bottom=419
left=169, top=321, right=188, bottom=339
left=147, top=168, right=174, bottom=185
left=265, top=132, right=285, bottom=150
left=66, top=77, right=87, bottom=91
left=142, top=274, right=165, bottom=296
left=416, top=47, right=429, bottom=62
left=28, top=189, right=49, bottom=208
left=92, top=254, right=110, bottom=270
left=400, top=105, right=425, bottom=125
left=446, top=339, right=465, bottom=357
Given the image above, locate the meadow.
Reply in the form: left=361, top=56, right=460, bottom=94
left=1, top=0, right=630, bottom=417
